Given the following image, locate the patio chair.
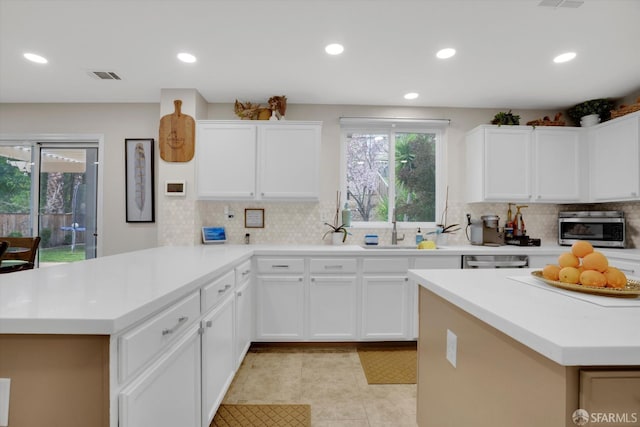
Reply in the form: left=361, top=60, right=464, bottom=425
left=0, top=236, right=41, bottom=273
left=0, top=241, right=8, bottom=258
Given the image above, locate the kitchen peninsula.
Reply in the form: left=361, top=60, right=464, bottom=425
left=408, top=268, right=640, bottom=427
left=1, top=245, right=639, bottom=427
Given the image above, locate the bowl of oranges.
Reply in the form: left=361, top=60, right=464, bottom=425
left=532, top=241, right=640, bottom=297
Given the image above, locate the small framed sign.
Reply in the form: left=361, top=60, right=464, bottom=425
left=244, top=208, right=265, bottom=228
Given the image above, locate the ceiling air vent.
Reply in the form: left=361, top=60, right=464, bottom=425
left=538, top=0, right=583, bottom=7
left=90, top=71, right=122, bottom=80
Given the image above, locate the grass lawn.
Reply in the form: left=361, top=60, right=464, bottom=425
left=39, top=245, right=86, bottom=263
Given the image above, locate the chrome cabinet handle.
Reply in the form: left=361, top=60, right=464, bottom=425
left=272, top=265, right=290, bottom=269
left=618, top=267, right=635, bottom=274
left=218, top=283, right=232, bottom=294
left=241, top=269, right=251, bottom=276
left=237, top=291, right=243, bottom=297
left=206, top=320, right=213, bottom=328
left=324, top=265, right=343, bottom=269
left=162, top=316, right=188, bottom=336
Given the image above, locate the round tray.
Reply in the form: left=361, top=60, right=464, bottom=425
left=531, top=271, right=640, bottom=298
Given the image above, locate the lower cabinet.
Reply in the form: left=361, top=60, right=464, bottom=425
left=361, top=276, right=410, bottom=339
left=201, top=293, right=235, bottom=427
left=119, top=323, right=202, bottom=427
left=255, top=275, right=305, bottom=340
left=235, top=278, right=253, bottom=368
left=308, top=275, right=357, bottom=340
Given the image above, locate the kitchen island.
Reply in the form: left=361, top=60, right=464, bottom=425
left=408, top=268, right=640, bottom=427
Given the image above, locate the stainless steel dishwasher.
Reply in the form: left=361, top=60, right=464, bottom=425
left=462, top=254, right=529, bottom=269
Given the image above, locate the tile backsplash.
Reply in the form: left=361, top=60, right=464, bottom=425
left=159, top=199, right=640, bottom=248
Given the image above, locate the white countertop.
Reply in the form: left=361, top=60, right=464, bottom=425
left=1, top=243, right=639, bottom=338
left=408, top=268, right=640, bottom=366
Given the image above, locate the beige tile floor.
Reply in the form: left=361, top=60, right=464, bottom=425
left=221, top=345, right=418, bottom=427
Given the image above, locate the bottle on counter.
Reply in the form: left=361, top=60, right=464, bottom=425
left=341, top=202, right=352, bottom=228
left=416, top=227, right=424, bottom=244
left=514, top=205, right=528, bottom=236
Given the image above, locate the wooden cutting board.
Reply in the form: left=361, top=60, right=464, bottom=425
left=159, top=99, right=195, bottom=162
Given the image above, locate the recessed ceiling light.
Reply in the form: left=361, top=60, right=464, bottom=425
left=24, top=53, right=48, bottom=64
left=404, top=92, right=419, bottom=100
left=325, top=43, right=344, bottom=55
left=436, top=48, right=456, bottom=59
left=177, top=52, right=197, bottom=63
left=553, top=52, right=576, bottom=63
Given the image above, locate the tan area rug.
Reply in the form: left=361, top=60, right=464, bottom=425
left=357, top=347, right=417, bottom=384
left=211, top=404, right=311, bottom=427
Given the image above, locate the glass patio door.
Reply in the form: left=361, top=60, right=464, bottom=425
left=0, top=141, right=98, bottom=265
left=38, top=146, right=98, bottom=264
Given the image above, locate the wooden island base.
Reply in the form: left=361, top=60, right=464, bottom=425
left=0, top=334, right=109, bottom=427
left=418, top=288, right=580, bottom=427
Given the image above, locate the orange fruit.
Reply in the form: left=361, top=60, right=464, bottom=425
left=542, top=264, right=561, bottom=281
left=580, top=270, right=607, bottom=287
left=559, top=267, right=580, bottom=284
left=604, top=267, right=627, bottom=289
left=558, top=252, right=580, bottom=268
left=571, top=240, right=594, bottom=258
left=582, top=251, right=609, bottom=273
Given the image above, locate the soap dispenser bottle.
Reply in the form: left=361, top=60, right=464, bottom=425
left=341, top=202, right=352, bottom=228
left=416, top=227, right=423, bottom=244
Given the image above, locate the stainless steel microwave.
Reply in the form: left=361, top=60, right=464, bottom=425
left=558, top=211, right=626, bottom=248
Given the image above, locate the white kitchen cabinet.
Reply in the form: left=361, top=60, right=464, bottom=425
left=361, top=258, right=411, bottom=340
left=195, top=122, right=257, bottom=199
left=255, top=258, right=305, bottom=340
left=234, top=260, right=253, bottom=368
left=196, top=121, right=321, bottom=200
left=308, top=258, right=357, bottom=340
left=201, top=293, right=235, bottom=427
left=532, top=127, right=583, bottom=202
left=466, top=125, right=532, bottom=203
left=466, top=125, right=583, bottom=203
left=258, top=124, right=321, bottom=200
left=588, top=112, right=640, bottom=202
left=119, top=323, right=201, bottom=427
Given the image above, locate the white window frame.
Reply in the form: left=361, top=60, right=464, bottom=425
left=339, top=118, right=449, bottom=229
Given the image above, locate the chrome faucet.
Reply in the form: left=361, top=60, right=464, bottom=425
left=391, top=209, right=405, bottom=245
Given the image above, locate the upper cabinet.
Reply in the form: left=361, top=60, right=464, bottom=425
left=588, top=112, right=640, bottom=202
left=195, top=121, right=322, bottom=201
left=465, top=125, right=583, bottom=203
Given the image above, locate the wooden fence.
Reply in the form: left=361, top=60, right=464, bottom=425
left=0, top=213, right=85, bottom=248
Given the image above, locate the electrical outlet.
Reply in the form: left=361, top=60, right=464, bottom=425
left=446, top=329, right=457, bottom=368
left=0, top=378, right=10, bottom=427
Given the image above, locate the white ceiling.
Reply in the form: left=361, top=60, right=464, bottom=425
left=1, top=0, right=639, bottom=110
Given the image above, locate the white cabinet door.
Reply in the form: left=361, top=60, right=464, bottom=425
left=258, top=124, right=321, bottom=200
left=308, top=276, right=357, bottom=340
left=235, top=279, right=253, bottom=368
left=466, top=126, right=531, bottom=202
left=119, top=324, right=201, bottom=427
left=201, top=294, right=235, bottom=427
left=361, top=276, right=410, bottom=339
left=195, top=122, right=257, bottom=199
left=589, top=114, right=640, bottom=202
left=532, top=128, right=583, bottom=202
left=255, top=275, right=304, bottom=340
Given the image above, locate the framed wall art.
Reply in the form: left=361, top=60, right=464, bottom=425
left=244, top=208, right=264, bottom=228
left=125, top=138, right=155, bottom=222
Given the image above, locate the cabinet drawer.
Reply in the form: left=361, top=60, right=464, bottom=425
left=235, top=260, right=252, bottom=284
left=256, top=258, right=304, bottom=274
left=363, top=258, right=409, bottom=273
left=309, top=258, right=357, bottom=274
left=119, top=291, right=200, bottom=383
left=202, top=270, right=236, bottom=312
left=414, top=256, right=461, bottom=269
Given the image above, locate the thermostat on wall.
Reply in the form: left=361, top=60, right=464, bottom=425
left=165, top=180, right=186, bottom=196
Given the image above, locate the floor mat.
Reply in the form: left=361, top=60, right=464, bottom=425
left=211, top=404, right=311, bottom=427
left=357, top=347, right=417, bottom=384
